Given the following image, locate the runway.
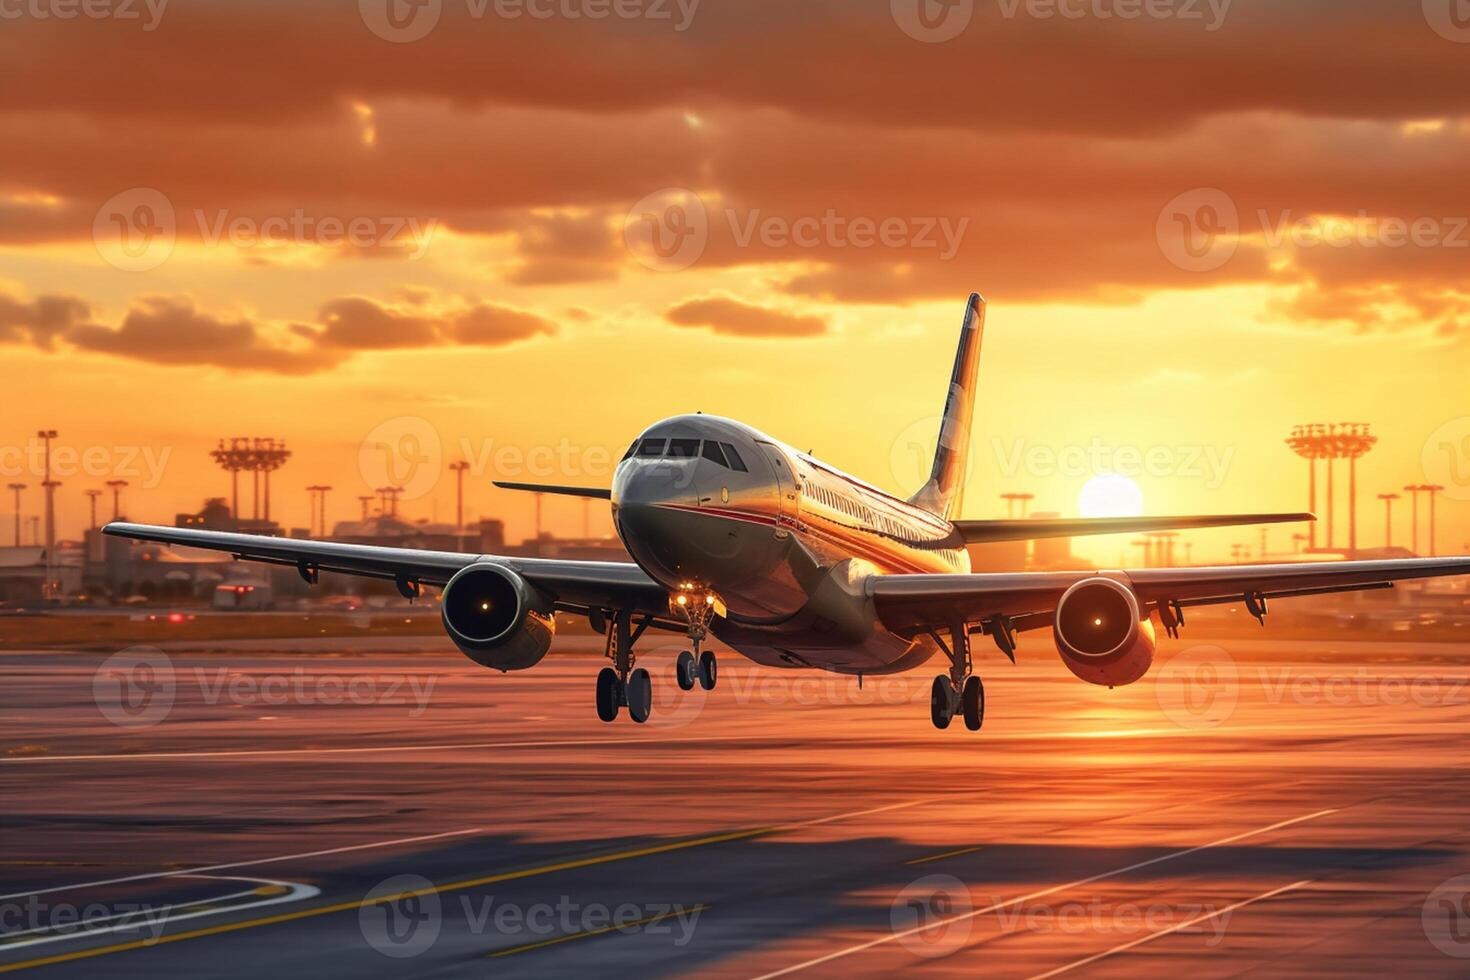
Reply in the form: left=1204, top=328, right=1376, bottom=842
left=4, top=633, right=1470, bottom=977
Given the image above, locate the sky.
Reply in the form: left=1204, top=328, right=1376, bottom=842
left=1, top=0, right=1468, bottom=562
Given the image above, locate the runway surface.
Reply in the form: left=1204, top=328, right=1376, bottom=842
left=4, top=633, right=1470, bottom=977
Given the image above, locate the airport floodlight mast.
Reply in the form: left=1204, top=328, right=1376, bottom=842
left=105, top=479, right=128, bottom=521
left=306, top=485, right=333, bottom=537
left=1000, top=492, right=1034, bottom=518
left=84, top=488, right=102, bottom=529
left=211, top=437, right=291, bottom=523
left=1404, top=483, right=1446, bottom=556
left=1377, top=492, right=1401, bottom=550
left=37, top=429, right=58, bottom=597
left=357, top=495, right=374, bottom=520
left=450, top=460, right=470, bottom=551
left=1286, top=423, right=1377, bottom=556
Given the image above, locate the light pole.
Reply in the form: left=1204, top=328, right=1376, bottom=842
left=1423, top=484, right=1445, bottom=557
left=6, top=483, right=24, bottom=546
left=37, top=430, right=57, bottom=597
left=106, top=479, right=129, bottom=521
left=450, top=461, right=470, bottom=551
left=1404, top=484, right=1422, bottom=554
left=357, top=495, right=374, bottom=521
left=1377, top=493, right=1400, bottom=550
left=85, top=488, right=102, bottom=529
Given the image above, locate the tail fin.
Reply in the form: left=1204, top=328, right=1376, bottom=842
left=908, top=292, right=984, bottom=520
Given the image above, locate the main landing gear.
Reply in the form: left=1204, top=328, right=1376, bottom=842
left=594, top=590, right=720, bottom=724
left=596, top=609, right=653, bottom=724
left=929, top=621, right=989, bottom=732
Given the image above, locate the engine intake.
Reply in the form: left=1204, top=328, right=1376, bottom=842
left=1052, top=576, right=1155, bottom=687
left=441, top=563, right=555, bottom=671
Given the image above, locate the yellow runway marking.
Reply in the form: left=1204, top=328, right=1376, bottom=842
left=488, top=904, right=712, bottom=958
left=905, top=845, right=984, bottom=866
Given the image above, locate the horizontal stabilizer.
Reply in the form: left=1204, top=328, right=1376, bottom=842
left=952, top=512, right=1314, bottom=544
left=493, top=481, right=612, bottom=500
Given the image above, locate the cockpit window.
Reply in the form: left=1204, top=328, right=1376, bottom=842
left=636, top=438, right=666, bottom=457
left=720, top=443, right=748, bottom=472
left=700, top=441, right=728, bottom=467
left=668, top=438, right=699, bottom=458
left=621, top=440, right=638, bottom=461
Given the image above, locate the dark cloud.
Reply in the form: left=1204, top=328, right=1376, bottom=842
left=0, top=293, right=93, bottom=349
left=666, top=295, right=827, bottom=337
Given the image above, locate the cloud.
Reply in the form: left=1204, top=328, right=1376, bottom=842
left=0, top=290, right=558, bottom=374
left=666, top=295, right=827, bottom=337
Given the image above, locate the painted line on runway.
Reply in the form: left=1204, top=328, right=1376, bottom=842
left=747, top=807, right=1338, bottom=979
left=0, top=733, right=784, bottom=763
left=0, top=827, right=485, bottom=902
left=1023, top=879, right=1314, bottom=979
left=905, top=845, right=984, bottom=866
left=0, top=876, right=320, bottom=953
left=487, top=903, right=712, bottom=958
left=0, top=798, right=932, bottom=973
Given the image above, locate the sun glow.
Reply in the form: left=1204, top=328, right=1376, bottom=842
left=1077, top=474, right=1144, bottom=518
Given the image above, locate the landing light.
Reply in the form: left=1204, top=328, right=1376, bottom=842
left=676, top=595, right=688, bottom=606
left=480, top=601, right=491, bottom=611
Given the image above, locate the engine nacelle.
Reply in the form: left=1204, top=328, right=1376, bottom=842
left=441, top=563, right=555, bottom=671
left=1052, top=576, right=1156, bottom=687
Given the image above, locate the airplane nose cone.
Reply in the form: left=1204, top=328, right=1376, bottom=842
left=613, top=461, right=703, bottom=584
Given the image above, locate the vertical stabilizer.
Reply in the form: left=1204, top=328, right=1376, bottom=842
left=907, top=292, right=984, bottom=519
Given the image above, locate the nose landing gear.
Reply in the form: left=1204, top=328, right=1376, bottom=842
left=672, top=587, right=719, bottom=692
left=929, top=622, right=986, bottom=732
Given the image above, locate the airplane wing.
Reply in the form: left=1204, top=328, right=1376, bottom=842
left=951, top=512, right=1313, bottom=544
left=101, top=522, right=667, bottom=613
left=871, top=555, right=1470, bottom=636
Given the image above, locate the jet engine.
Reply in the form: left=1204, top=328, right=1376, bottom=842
left=1051, top=576, right=1156, bottom=687
left=441, top=563, right=555, bottom=671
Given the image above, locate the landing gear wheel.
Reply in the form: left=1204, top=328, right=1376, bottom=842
left=676, top=650, right=697, bottom=691
left=930, top=675, right=954, bottom=730
left=596, top=667, right=621, bottom=722
left=626, top=667, right=653, bottom=724
left=961, top=675, right=984, bottom=731
left=697, top=650, right=718, bottom=691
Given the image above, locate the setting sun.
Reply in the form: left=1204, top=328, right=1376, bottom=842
left=1077, top=474, right=1144, bottom=518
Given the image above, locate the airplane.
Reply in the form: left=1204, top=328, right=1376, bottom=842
left=104, top=293, right=1470, bottom=731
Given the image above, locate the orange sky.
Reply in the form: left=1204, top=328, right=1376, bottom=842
left=1, top=1, right=1468, bottom=562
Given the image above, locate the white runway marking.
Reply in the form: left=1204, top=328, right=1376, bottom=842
left=0, top=827, right=483, bottom=902
left=747, top=808, right=1338, bottom=979
left=0, top=874, right=320, bottom=951
left=1023, top=878, right=1314, bottom=979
